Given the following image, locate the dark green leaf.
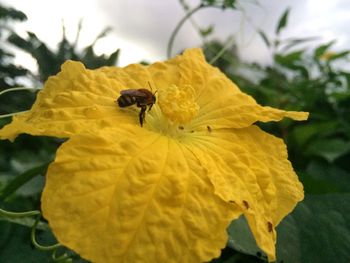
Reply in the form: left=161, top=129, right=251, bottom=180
left=0, top=5, right=27, bottom=21
left=277, top=194, right=350, bottom=263
left=0, top=222, right=53, bottom=262
left=305, top=138, right=350, bottom=162
left=303, top=160, right=350, bottom=194
left=290, top=121, right=339, bottom=147
left=276, top=8, right=290, bottom=35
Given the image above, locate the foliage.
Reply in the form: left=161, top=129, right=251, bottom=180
left=8, top=24, right=120, bottom=82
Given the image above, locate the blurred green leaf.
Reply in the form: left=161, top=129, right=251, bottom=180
left=200, top=25, right=214, bottom=37
left=0, top=222, right=53, bottom=262
left=302, top=160, right=350, bottom=194
left=0, top=163, right=49, bottom=201
left=276, top=8, right=290, bottom=35
left=305, top=139, right=350, bottom=163
left=277, top=194, right=350, bottom=263
left=258, top=30, right=270, bottom=48
left=290, top=121, right=339, bottom=147
left=314, top=41, right=335, bottom=58
left=328, top=51, right=350, bottom=61
left=0, top=4, right=27, bottom=21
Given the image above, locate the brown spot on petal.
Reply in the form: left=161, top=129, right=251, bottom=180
left=267, top=221, right=273, bottom=233
left=207, top=125, right=212, bottom=132
left=243, top=200, right=250, bottom=209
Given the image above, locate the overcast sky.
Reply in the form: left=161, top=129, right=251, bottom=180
left=3, top=0, right=350, bottom=70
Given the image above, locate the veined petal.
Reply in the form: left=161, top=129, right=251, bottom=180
left=189, top=125, right=304, bottom=261
left=161, top=48, right=308, bottom=129
left=41, top=125, right=240, bottom=263
left=0, top=61, right=154, bottom=141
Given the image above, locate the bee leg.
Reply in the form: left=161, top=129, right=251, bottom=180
left=148, top=103, right=153, bottom=111
left=139, top=105, right=147, bottom=127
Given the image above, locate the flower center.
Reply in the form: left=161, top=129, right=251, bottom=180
left=158, top=84, right=199, bottom=124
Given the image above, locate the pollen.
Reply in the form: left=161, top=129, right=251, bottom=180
left=158, top=84, right=199, bottom=124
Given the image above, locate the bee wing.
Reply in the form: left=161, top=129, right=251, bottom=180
left=120, top=89, right=147, bottom=98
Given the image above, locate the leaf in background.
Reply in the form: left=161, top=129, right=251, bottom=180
left=290, top=121, right=339, bottom=147
left=0, top=222, right=53, bottom=262
left=227, top=216, right=267, bottom=261
left=0, top=4, right=27, bottom=21
left=305, top=138, right=350, bottom=163
left=276, top=8, right=290, bottom=35
left=277, top=194, right=350, bottom=263
left=328, top=51, right=350, bottom=62
left=258, top=30, right=270, bottom=48
left=303, top=160, right=350, bottom=194
left=314, top=41, right=335, bottom=59
left=200, top=25, right=214, bottom=37
left=281, top=36, right=319, bottom=53
left=0, top=162, right=49, bottom=201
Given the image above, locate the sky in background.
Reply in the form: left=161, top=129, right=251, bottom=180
left=2, top=0, right=350, bottom=71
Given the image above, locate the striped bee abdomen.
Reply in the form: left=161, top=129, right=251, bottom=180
left=117, top=95, right=136, bottom=107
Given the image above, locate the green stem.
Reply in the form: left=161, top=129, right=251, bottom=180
left=0, top=87, right=41, bottom=96
left=0, top=110, right=29, bottom=119
left=167, top=4, right=204, bottom=58
left=0, top=207, right=41, bottom=218
left=209, top=36, right=236, bottom=64
left=52, top=249, right=72, bottom=262
left=31, top=215, right=62, bottom=251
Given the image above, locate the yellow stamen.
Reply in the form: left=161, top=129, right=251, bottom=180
left=158, top=84, right=199, bottom=124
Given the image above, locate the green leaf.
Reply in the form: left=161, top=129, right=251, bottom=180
left=0, top=162, right=49, bottom=201
left=0, top=5, right=27, bottom=21
left=275, top=50, right=304, bottom=65
left=281, top=36, right=319, bottom=52
left=227, top=216, right=267, bottom=261
left=258, top=30, right=270, bottom=48
left=276, top=8, right=290, bottom=35
left=328, top=51, right=350, bottom=61
left=0, top=222, right=53, bottom=261
left=302, top=160, right=350, bottom=194
left=290, top=121, right=339, bottom=147
left=305, top=138, right=350, bottom=163
left=314, top=41, right=335, bottom=58
left=200, top=25, right=214, bottom=37
left=277, top=194, right=350, bottom=263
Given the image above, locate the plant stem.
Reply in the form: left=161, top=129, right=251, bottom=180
left=0, top=110, right=29, bottom=119
left=0, top=87, right=41, bottom=96
left=167, top=4, right=204, bottom=58
left=31, top=215, right=62, bottom=251
left=0, top=207, right=41, bottom=218
left=209, top=36, right=236, bottom=64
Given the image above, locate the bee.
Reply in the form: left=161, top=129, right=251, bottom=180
left=117, top=83, right=157, bottom=127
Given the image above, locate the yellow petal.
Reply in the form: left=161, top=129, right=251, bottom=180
left=0, top=61, right=150, bottom=141
left=189, top=125, right=304, bottom=261
left=41, top=125, right=240, bottom=263
left=158, top=48, right=308, bottom=129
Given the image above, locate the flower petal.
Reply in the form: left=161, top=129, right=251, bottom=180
left=41, top=125, right=240, bottom=263
left=164, top=48, right=308, bottom=129
left=0, top=61, right=154, bottom=141
left=189, top=125, right=304, bottom=261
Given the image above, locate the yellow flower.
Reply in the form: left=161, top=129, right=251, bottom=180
left=0, top=48, right=308, bottom=262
